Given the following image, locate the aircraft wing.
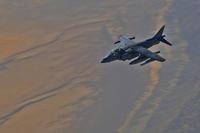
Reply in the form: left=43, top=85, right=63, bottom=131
left=114, top=36, right=135, bottom=44
left=133, top=46, right=165, bottom=62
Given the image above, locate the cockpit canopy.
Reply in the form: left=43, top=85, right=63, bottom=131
left=110, top=48, right=126, bottom=57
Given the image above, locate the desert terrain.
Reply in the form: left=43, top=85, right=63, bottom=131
left=0, top=0, right=199, bottom=133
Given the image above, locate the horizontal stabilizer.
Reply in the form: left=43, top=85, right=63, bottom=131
left=160, top=38, right=172, bottom=46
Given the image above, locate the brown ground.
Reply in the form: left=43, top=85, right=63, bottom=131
left=0, top=0, right=199, bottom=133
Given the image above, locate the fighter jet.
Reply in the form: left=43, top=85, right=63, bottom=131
left=100, top=25, right=172, bottom=66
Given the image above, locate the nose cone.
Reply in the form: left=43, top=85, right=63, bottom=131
left=100, top=58, right=108, bottom=63
left=101, top=56, right=113, bottom=63
left=101, top=52, right=116, bottom=63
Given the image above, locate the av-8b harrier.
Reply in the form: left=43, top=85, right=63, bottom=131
left=101, top=25, right=172, bottom=66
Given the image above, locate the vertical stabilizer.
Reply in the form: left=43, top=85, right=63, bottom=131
left=154, top=25, right=165, bottom=38
left=153, top=25, right=172, bottom=46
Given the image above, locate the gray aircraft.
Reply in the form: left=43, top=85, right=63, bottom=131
left=100, top=25, right=172, bottom=66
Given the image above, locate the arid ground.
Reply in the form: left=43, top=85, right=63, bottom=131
left=0, top=0, right=199, bottom=133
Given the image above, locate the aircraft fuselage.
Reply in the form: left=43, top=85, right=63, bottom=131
left=101, top=38, right=160, bottom=63
left=101, top=25, right=172, bottom=65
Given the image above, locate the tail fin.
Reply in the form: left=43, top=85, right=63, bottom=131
left=154, top=25, right=173, bottom=46
left=154, top=25, right=165, bottom=38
